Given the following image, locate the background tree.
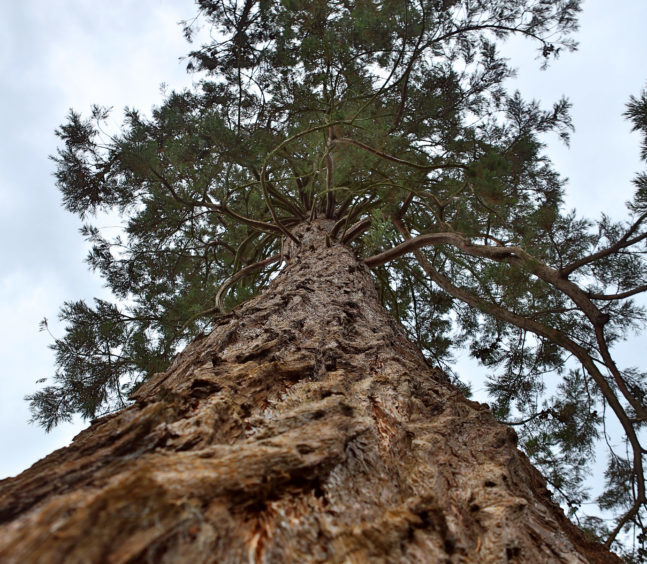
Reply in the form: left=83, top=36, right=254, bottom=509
left=24, top=0, right=646, bottom=557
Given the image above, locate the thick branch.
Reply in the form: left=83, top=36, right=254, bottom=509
left=341, top=218, right=372, bottom=244
left=330, top=215, right=349, bottom=240
left=259, top=172, right=300, bottom=245
left=204, top=199, right=285, bottom=235
left=366, top=230, right=608, bottom=321
left=364, top=232, right=464, bottom=267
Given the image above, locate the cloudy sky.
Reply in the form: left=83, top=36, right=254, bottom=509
left=1, top=0, right=646, bottom=490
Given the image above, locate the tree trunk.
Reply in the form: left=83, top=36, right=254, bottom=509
left=0, top=221, right=619, bottom=563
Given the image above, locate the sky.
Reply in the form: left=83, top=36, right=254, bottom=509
left=1, top=0, right=646, bottom=500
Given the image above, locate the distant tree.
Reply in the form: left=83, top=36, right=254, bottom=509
left=22, top=0, right=646, bottom=557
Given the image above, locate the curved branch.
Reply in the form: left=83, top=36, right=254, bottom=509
left=366, top=231, right=606, bottom=319
left=204, top=200, right=285, bottom=234
left=364, top=232, right=463, bottom=267
left=330, top=214, right=349, bottom=240
left=341, top=218, right=372, bottom=244
left=150, top=167, right=290, bottom=236
left=332, top=137, right=467, bottom=172
left=177, top=305, right=219, bottom=336
left=215, top=254, right=281, bottom=312
left=259, top=172, right=300, bottom=245
left=606, top=498, right=645, bottom=549
left=325, top=128, right=336, bottom=219
left=502, top=409, right=554, bottom=427
left=587, top=284, right=647, bottom=301
left=231, top=231, right=264, bottom=273
left=259, top=119, right=360, bottom=244
left=250, top=166, right=306, bottom=220
left=149, top=167, right=201, bottom=208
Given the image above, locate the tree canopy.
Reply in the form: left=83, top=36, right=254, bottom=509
left=29, top=0, right=647, bottom=557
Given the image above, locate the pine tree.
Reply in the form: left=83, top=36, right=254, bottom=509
left=5, top=0, right=646, bottom=559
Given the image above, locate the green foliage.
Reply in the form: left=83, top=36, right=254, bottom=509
left=32, top=0, right=647, bottom=555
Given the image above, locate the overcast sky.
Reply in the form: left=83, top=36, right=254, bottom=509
left=1, top=0, right=646, bottom=496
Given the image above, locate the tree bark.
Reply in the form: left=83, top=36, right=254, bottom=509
left=0, top=221, right=619, bottom=563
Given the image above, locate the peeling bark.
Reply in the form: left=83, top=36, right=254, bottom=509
left=0, top=221, right=619, bottom=563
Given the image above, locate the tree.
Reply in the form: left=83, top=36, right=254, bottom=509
left=3, top=0, right=645, bottom=559
left=0, top=221, right=619, bottom=562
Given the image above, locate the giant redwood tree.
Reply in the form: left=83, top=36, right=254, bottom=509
left=2, top=0, right=646, bottom=560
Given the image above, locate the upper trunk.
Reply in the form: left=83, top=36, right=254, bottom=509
left=0, top=221, right=618, bottom=562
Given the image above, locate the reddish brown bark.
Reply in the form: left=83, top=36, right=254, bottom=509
left=0, top=221, right=619, bottom=562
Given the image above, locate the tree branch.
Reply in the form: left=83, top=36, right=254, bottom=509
left=341, top=218, right=372, bottom=244
left=366, top=226, right=647, bottom=421
left=250, top=166, right=306, bottom=220
left=332, top=137, right=467, bottom=172
left=561, top=211, right=647, bottom=276
left=587, top=284, right=647, bottom=301
left=325, top=127, right=336, bottom=219
left=215, top=254, right=281, bottom=312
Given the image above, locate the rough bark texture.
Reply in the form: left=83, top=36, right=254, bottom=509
left=0, top=221, right=619, bottom=562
